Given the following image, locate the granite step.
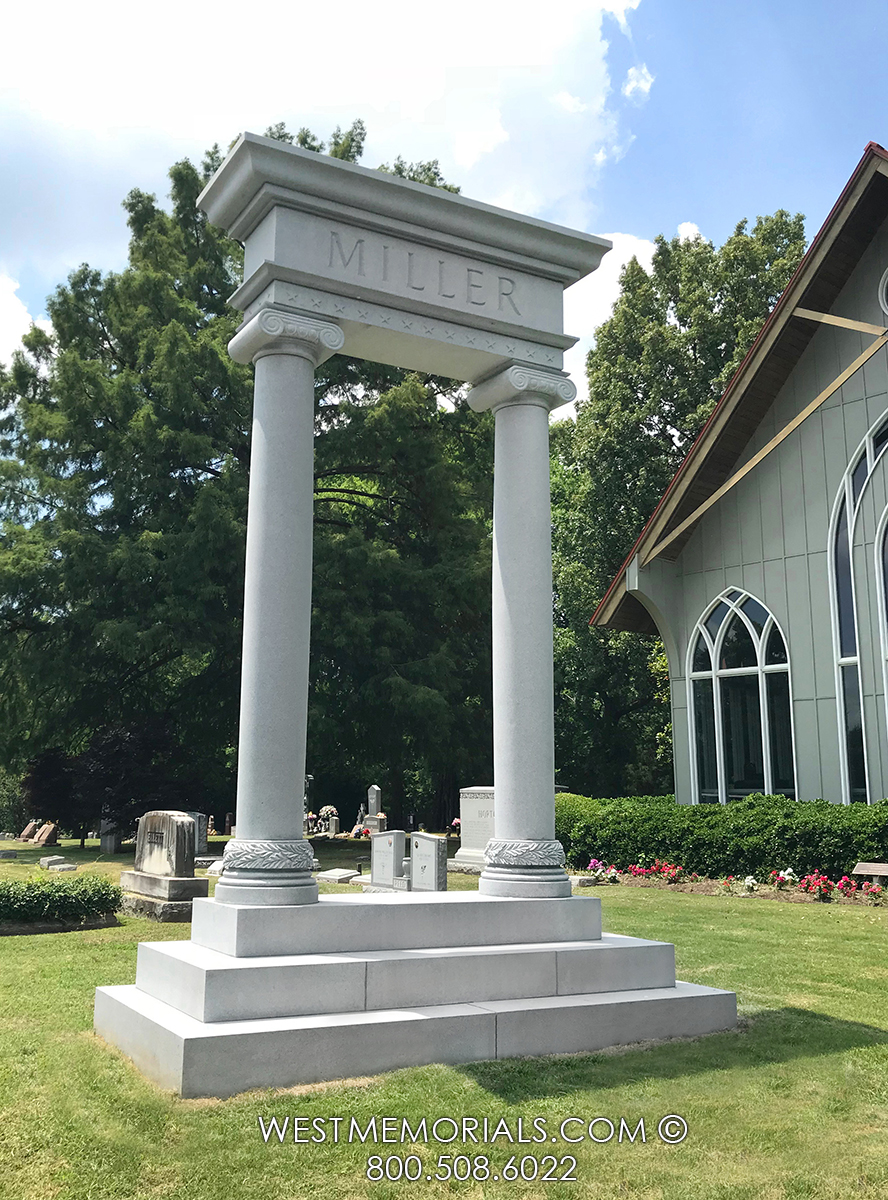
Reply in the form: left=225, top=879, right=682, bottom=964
left=190, top=892, right=603, bottom=958
left=95, top=980, right=737, bottom=1098
left=135, top=934, right=677, bottom=1022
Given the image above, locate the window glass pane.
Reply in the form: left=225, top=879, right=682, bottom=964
left=841, top=664, right=867, bottom=802
left=719, top=615, right=757, bottom=669
left=726, top=589, right=741, bottom=601
left=851, top=454, right=869, bottom=506
left=740, top=596, right=769, bottom=636
left=720, top=675, right=765, bottom=798
left=693, top=678, right=719, bottom=803
left=704, top=601, right=729, bottom=640
left=873, top=418, right=888, bottom=461
left=835, top=499, right=856, bottom=658
left=692, top=633, right=711, bottom=673
left=765, top=626, right=788, bottom=665
left=766, top=672, right=795, bottom=797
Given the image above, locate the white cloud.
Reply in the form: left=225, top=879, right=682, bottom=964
left=622, top=63, right=655, bottom=101
left=677, top=221, right=704, bottom=241
left=552, top=91, right=588, bottom=114
left=560, top=232, right=657, bottom=415
left=0, top=274, right=49, bottom=369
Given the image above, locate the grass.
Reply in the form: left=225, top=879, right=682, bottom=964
left=0, top=840, right=887, bottom=1198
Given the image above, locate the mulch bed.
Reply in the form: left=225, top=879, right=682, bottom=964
left=575, top=875, right=879, bottom=905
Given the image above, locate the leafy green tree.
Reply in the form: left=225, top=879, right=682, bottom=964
left=551, top=213, right=807, bottom=796
left=0, top=120, right=491, bottom=829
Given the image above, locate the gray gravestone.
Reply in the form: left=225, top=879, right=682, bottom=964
left=370, top=830, right=408, bottom=889
left=39, top=855, right=67, bottom=869
left=184, top=811, right=209, bottom=856
left=99, top=818, right=123, bottom=854
left=364, top=784, right=385, bottom=834
left=452, top=786, right=495, bottom=871
left=410, top=833, right=448, bottom=891
left=134, top=812, right=196, bottom=877
left=120, top=811, right=209, bottom=915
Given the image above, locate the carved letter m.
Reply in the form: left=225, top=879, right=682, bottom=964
left=329, top=231, right=365, bottom=275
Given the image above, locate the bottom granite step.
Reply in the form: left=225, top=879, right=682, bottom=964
left=95, top=980, right=737, bottom=1098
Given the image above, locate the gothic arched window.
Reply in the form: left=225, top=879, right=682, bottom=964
left=828, top=409, right=888, bottom=803
left=688, top=591, right=796, bottom=804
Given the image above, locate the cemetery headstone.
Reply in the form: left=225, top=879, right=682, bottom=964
left=316, top=867, right=360, bottom=883
left=369, top=830, right=409, bottom=890
left=207, top=816, right=216, bottom=837
left=32, top=823, right=59, bottom=847
left=99, top=819, right=123, bottom=854
left=184, top=811, right=209, bottom=856
left=328, top=815, right=340, bottom=835
left=16, top=820, right=39, bottom=842
left=224, top=812, right=234, bottom=836
left=410, top=833, right=448, bottom=891
left=39, top=855, right=68, bottom=869
left=452, top=786, right=495, bottom=872
left=0, top=850, right=17, bottom=859
left=49, top=862, right=77, bottom=872
left=120, top=811, right=208, bottom=920
left=363, top=785, right=386, bottom=834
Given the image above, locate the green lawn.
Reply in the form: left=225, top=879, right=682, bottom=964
left=1, top=840, right=887, bottom=1199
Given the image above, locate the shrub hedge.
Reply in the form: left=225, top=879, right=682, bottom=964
left=554, top=792, right=888, bottom=880
left=555, top=793, right=674, bottom=859
left=0, top=874, right=122, bottom=924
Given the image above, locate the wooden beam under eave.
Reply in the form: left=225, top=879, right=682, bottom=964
left=793, top=307, right=888, bottom=336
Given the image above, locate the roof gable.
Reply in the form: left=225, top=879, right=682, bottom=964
left=593, top=143, right=888, bottom=633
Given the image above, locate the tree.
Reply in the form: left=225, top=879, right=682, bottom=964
left=551, top=213, right=807, bottom=796
left=0, top=121, right=491, bottom=830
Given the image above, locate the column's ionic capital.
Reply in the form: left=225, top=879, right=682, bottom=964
left=466, top=364, right=577, bottom=414
left=228, top=308, right=345, bottom=366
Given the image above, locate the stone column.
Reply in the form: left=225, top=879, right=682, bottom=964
left=467, top=366, right=576, bottom=898
left=215, top=309, right=344, bottom=906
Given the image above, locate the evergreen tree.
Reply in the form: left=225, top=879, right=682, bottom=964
left=0, top=121, right=492, bottom=828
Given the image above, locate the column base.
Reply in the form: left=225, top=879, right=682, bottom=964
left=215, top=839, right=319, bottom=906
left=214, top=876, right=319, bottom=907
left=478, top=864, right=572, bottom=898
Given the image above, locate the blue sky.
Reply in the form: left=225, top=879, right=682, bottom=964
left=2, top=0, right=887, bottom=401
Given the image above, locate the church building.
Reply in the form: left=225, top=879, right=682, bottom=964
left=592, top=143, right=888, bottom=806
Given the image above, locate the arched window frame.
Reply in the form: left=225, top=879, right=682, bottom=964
left=687, top=589, right=797, bottom=804
left=873, top=501, right=888, bottom=759
left=826, top=407, right=888, bottom=804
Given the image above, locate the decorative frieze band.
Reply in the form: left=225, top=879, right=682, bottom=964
left=228, top=308, right=345, bottom=366
left=221, top=838, right=315, bottom=873
left=483, top=839, right=567, bottom=868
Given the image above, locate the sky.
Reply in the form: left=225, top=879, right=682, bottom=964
left=2, top=0, right=888, bottom=408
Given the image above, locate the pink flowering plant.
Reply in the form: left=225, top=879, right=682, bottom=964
left=835, top=875, right=858, bottom=898
left=585, top=859, right=620, bottom=884
left=769, top=867, right=799, bottom=890
left=862, top=881, right=884, bottom=904
left=798, top=872, right=834, bottom=900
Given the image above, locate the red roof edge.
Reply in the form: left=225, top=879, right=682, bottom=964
left=590, top=141, right=888, bottom=627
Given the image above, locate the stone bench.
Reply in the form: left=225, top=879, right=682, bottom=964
left=852, top=862, right=888, bottom=885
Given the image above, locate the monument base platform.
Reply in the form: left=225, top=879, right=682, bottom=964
left=120, top=871, right=209, bottom=901
left=120, top=895, right=194, bottom=922
left=94, top=893, right=736, bottom=1097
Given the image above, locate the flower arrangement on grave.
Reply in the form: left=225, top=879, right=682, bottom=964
left=798, top=872, right=834, bottom=900
left=586, top=859, right=620, bottom=884
left=319, top=805, right=338, bottom=820
left=362, top=828, right=371, bottom=837
left=450, top=818, right=461, bottom=836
